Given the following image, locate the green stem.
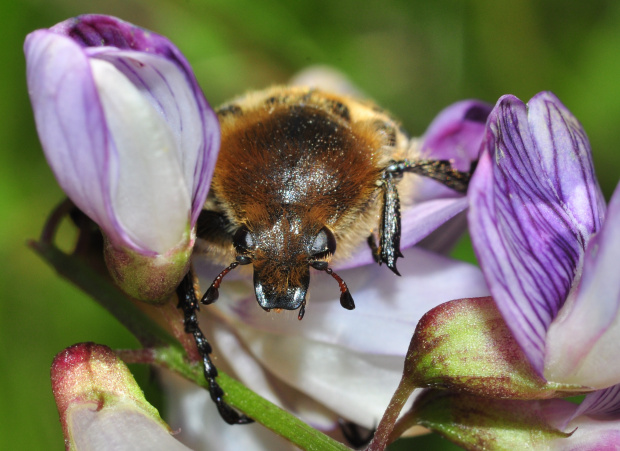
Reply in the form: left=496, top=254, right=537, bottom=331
left=366, top=375, right=417, bottom=451
left=155, top=346, right=350, bottom=451
left=32, top=240, right=350, bottom=451
left=30, top=240, right=176, bottom=348
left=388, top=405, right=420, bottom=444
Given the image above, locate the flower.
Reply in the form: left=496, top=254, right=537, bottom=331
left=52, top=343, right=190, bottom=451
left=396, top=94, right=619, bottom=450
left=468, top=91, right=620, bottom=388
left=25, top=15, right=218, bottom=302
left=163, top=99, right=493, bottom=449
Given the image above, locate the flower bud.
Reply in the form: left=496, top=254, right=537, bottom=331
left=405, top=297, right=584, bottom=399
left=25, top=15, right=219, bottom=302
left=51, top=343, right=190, bottom=450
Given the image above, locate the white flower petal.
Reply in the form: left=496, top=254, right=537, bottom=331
left=70, top=403, right=191, bottom=451
left=90, top=58, right=191, bottom=253
left=545, top=182, right=620, bottom=387
left=233, top=325, right=404, bottom=427
left=90, top=48, right=218, bottom=226
left=208, top=318, right=339, bottom=430
left=199, top=247, right=488, bottom=427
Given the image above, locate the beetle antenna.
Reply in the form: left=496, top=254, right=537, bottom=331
left=202, top=261, right=239, bottom=305
left=325, top=267, right=355, bottom=310
left=297, top=300, right=306, bottom=321
left=311, top=261, right=355, bottom=310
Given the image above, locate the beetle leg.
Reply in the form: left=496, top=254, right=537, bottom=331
left=373, top=158, right=475, bottom=274
left=366, top=234, right=381, bottom=264
left=176, top=271, right=253, bottom=425
left=377, top=172, right=403, bottom=275
left=339, top=418, right=375, bottom=449
left=383, top=159, right=474, bottom=193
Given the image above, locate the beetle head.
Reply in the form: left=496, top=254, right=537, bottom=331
left=233, top=213, right=336, bottom=311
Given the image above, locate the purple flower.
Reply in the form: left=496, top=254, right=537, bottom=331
left=25, top=15, right=217, bottom=256
left=469, top=91, right=620, bottom=388
left=25, top=15, right=219, bottom=301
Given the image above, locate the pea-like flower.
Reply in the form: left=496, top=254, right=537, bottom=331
left=394, top=94, right=619, bottom=449
left=25, top=15, right=218, bottom=302
left=469, top=91, right=620, bottom=389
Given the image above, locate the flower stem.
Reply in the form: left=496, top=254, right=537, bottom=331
left=155, top=345, right=351, bottom=450
left=30, top=240, right=176, bottom=348
left=366, top=375, right=417, bottom=451
left=388, top=405, right=421, bottom=444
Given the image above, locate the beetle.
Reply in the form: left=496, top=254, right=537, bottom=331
left=176, top=85, right=474, bottom=425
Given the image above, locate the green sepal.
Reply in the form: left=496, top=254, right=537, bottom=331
left=103, top=231, right=193, bottom=304
left=404, top=297, right=586, bottom=399
left=412, top=389, right=572, bottom=450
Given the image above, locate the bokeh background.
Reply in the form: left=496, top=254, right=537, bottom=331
left=2, top=0, right=619, bottom=449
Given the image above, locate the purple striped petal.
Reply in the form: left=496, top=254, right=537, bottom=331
left=545, top=182, right=620, bottom=387
left=527, top=92, right=606, bottom=237
left=420, top=99, right=492, bottom=172
left=468, top=93, right=604, bottom=375
left=544, top=387, right=620, bottom=450
left=572, top=385, right=620, bottom=422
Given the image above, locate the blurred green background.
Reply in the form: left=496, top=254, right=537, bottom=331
left=1, top=0, right=619, bottom=449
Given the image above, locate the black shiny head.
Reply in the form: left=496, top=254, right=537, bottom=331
left=203, top=219, right=354, bottom=316
left=231, top=219, right=339, bottom=312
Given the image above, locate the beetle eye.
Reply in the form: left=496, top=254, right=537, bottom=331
left=310, top=227, right=336, bottom=259
left=233, top=226, right=254, bottom=254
